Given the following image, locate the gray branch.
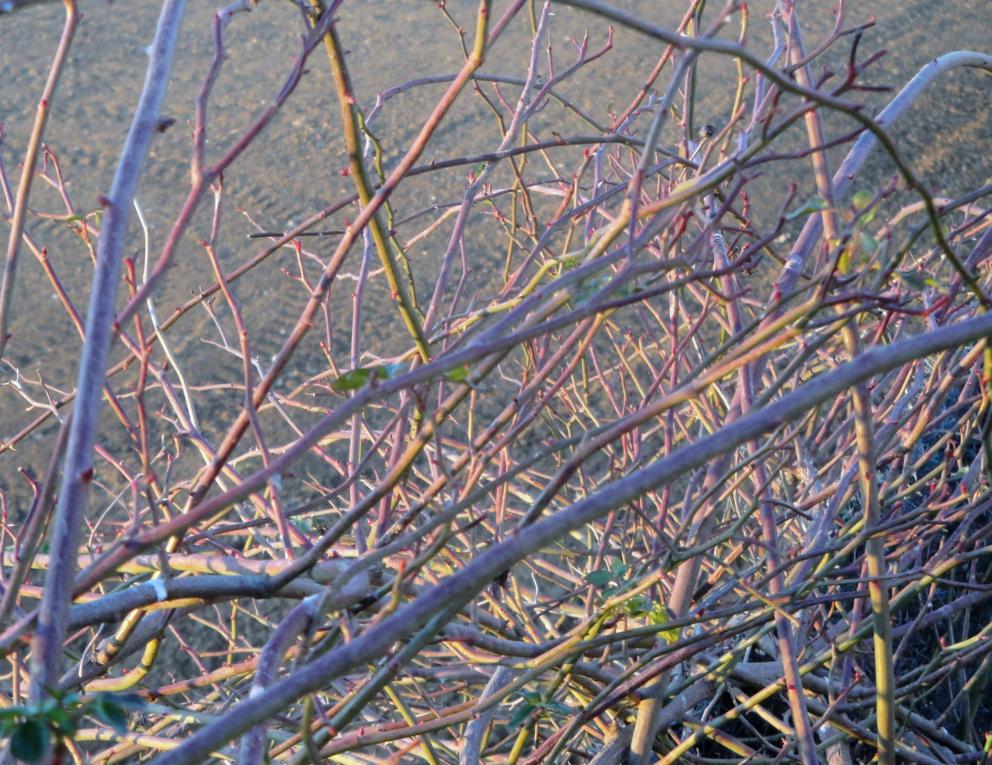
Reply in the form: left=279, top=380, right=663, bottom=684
left=27, top=0, right=187, bottom=708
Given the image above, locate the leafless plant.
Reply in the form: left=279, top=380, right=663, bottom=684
left=1, top=1, right=991, bottom=764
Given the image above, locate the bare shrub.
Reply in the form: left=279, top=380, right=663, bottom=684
left=1, top=1, right=991, bottom=764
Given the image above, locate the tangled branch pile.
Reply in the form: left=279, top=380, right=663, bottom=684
left=1, top=1, right=991, bottom=763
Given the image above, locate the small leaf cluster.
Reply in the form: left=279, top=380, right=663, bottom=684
left=331, top=363, right=470, bottom=391
left=584, top=565, right=681, bottom=643
left=624, top=596, right=680, bottom=644
left=785, top=195, right=830, bottom=221
left=0, top=691, right=145, bottom=762
left=507, top=691, right=573, bottom=731
left=837, top=190, right=882, bottom=274
left=583, top=561, right=631, bottom=596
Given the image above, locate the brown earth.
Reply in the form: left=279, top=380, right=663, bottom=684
left=0, top=0, right=990, bottom=506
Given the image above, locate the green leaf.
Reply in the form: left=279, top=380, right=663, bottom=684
left=851, top=190, right=872, bottom=209
left=858, top=231, right=878, bottom=254
left=625, top=595, right=650, bottom=616
left=444, top=365, right=470, bottom=383
left=292, top=517, right=314, bottom=533
left=40, top=705, right=74, bottom=735
left=648, top=604, right=671, bottom=625
left=544, top=700, right=572, bottom=717
left=852, top=190, right=877, bottom=224
left=507, top=703, right=536, bottom=731
left=91, top=696, right=128, bottom=733
left=585, top=570, right=614, bottom=587
left=785, top=196, right=828, bottom=221
left=58, top=693, right=81, bottom=709
left=838, top=239, right=856, bottom=275
left=379, top=362, right=405, bottom=380
left=574, top=274, right=608, bottom=306
left=647, top=605, right=680, bottom=643
left=331, top=367, right=373, bottom=392
left=11, top=719, right=49, bottom=763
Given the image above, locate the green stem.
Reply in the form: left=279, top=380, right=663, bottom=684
left=306, top=1, right=431, bottom=363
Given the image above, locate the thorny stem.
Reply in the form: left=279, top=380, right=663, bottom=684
left=27, top=0, right=187, bottom=722
left=783, top=5, right=896, bottom=761
left=307, top=0, right=431, bottom=363
left=0, top=0, right=77, bottom=363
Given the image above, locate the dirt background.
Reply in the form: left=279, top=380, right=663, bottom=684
left=0, top=0, right=990, bottom=507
